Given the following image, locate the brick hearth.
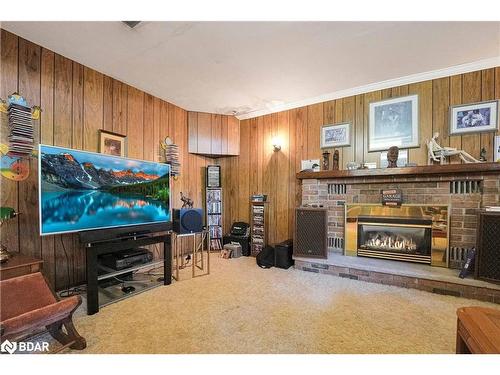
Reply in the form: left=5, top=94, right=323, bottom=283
left=294, top=253, right=500, bottom=304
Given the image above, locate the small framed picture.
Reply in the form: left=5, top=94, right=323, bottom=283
left=450, top=100, right=499, bottom=135
left=99, top=130, right=127, bottom=157
left=494, top=135, right=500, bottom=163
left=369, top=94, right=419, bottom=152
left=321, top=122, right=351, bottom=148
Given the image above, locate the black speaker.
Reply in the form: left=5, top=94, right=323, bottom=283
left=173, top=208, right=204, bottom=234
left=294, top=208, right=327, bottom=259
left=275, top=239, right=294, bottom=269
left=476, top=211, right=500, bottom=284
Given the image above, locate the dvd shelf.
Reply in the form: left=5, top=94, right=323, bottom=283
left=205, top=186, right=223, bottom=251
left=250, top=201, right=269, bottom=256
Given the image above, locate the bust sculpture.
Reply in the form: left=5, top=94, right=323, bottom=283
left=387, top=146, right=399, bottom=168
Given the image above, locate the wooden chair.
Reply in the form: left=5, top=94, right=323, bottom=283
left=0, top=272, right=86, bottom=353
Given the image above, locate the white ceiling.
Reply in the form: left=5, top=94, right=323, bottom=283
left=3, top=21, right=500, bottom=118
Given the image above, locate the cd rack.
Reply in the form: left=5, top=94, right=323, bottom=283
left=205, top=186, right=223, bottom=251
left=250, top=200, right=269, bottom=256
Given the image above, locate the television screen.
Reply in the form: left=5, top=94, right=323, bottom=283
left=39, top=145, right=170, bottom=236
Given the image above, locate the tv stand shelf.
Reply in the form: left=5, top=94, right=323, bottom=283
left=82, top=232, right=172, bottom=315
left=97, top=259, right=165, bottom=281
left=98, top=276, right=164, bottom=309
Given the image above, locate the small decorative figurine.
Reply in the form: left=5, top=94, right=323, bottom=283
left=321, top=151, right=330, bottom=170
left=180, top=192, right=194, bottom=209
left=387, top=146, right=399, bottom=168
left=332, top=150, right=339, bottom=171
left=479, top=147, right=487, bottom=162
left=427, top=132, right=481, bottom=164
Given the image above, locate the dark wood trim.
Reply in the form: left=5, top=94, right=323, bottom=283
left=296, top=162, right=500, bottom=180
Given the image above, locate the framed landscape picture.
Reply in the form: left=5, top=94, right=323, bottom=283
left=99, top=130, right=127, bottom=157
left=450, top=100, right=499, bottom=135
left=368, top=94, right=419, bottom=152
left=321, top=122, right=351, bottom=148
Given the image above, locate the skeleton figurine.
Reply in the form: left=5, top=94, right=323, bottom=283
left=427, top=132, right=481, bottom=164
left=180, top=192, right=194, bottom=209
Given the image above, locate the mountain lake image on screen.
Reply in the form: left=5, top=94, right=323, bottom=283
left=38, top=144, right=171, bottom=235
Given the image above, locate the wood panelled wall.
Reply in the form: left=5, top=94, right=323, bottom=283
left=0, top=29, right=237, bottom=289
left=220, top=67, right=500, bottom=246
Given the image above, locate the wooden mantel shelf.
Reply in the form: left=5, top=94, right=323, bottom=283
left=296, top=162, right=500, bottom=180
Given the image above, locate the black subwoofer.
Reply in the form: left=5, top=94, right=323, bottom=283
left=173, top=208, right=204, bottom=234
left=275, top=239, right=294, bottom=269
left=293, top=208, right=327, bottom=259
left=476, top=211, right=500, bottom=284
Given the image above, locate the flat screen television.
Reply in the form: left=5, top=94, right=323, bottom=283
left=39, top=145, right=171, bottom=236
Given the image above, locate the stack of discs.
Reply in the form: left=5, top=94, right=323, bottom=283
left=164, top=143, right=180, bottom=176
left=7, top=102, right=34, bottom=157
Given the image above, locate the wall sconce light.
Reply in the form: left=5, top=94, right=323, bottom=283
left=272, top=136, right=282, bottom=152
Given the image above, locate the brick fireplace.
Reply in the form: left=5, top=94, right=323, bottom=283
left=298, top=163, right=500, bottom=268
left=294, top=163, right=500, bottom=303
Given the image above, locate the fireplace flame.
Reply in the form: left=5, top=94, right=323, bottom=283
left=363, top=232, right=417, bottom=252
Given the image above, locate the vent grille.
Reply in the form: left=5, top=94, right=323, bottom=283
left=450, top=180, right=482, bottom=194
left=449, top=247, right=473, bottom=269
left=328, top=183, right=347, bottom=194
left=328, top=237, right=344, bottom=249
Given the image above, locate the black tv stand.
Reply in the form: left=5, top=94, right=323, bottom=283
left=81, top=231, right=172, bottom=315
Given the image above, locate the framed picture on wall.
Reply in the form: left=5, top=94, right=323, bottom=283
left=368, top=94, right=419, bottom=152
left=320, top=122, right=351, bottom=148
left=494, top=135, right=500, bottom=163
left=99, top=130, right=127, bottom=157
left=449, top=100, right=499, bottom=135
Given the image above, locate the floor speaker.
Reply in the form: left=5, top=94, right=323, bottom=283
left=173, top=208, right=204, bottom=234
left=476, top=211, right=500, bottom=284
left=293, top=208, right=327, bottom=259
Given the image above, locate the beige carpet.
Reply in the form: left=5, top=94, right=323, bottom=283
left=64, top=256, right=497, bottom=354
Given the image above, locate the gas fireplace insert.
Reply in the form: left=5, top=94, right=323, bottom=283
left=344, top=204, right=449, bottom=267
left=357, top=216, right=432, bottom=264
